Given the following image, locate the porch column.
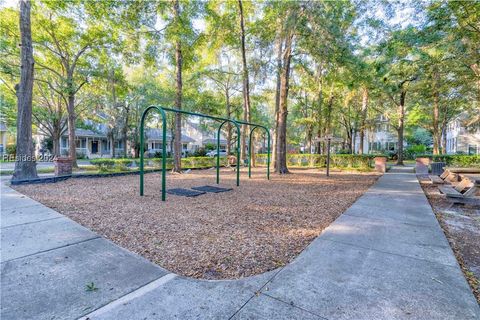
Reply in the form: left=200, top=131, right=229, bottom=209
left=2, top=132, right=7, bottom=153
left=86, top=137, right=90, bottom=158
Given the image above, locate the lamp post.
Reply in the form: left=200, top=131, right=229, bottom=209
left=314, top=134, right=343, bottom=177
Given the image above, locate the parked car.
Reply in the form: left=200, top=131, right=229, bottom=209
left=206, top=149, right=227, bottom=157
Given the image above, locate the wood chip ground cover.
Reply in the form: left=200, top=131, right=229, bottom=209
left=419, top=179, right=480, bottom=303
left=14, top=168, right=379, bottom=279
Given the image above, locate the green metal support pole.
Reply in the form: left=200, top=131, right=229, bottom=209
left=216, top=121, right=227, bottom=184
left=160, top=111, right=167, bottom=201
left=248, top=126, right=270, bottom=180
left=163, top=107, right=240, bottom=187
left=266, top=128, right=270, bottom=180
left=140, top=112, right=145, bottom=196
left=140, top=106, right=266, bottom=200
left=139, top=106, right=167, bottom=200
left=248, top=126, right=256, bottom=178
left=216, top=119, right=241, bottom=186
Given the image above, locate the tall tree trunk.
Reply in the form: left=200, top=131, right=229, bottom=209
left=358, top=87, right=368, bottom=155
left=323, top=83, right=334, bottom=154
left=52, top=130, right=61, bottom=157
left=441, top=103, right=448, bottom=154
left=276, top=32, right=293, bottom=174
left=225, top=89, right=232, bottom=155
left=315, top=63, right=324, bottom=154
left=238, top=0, right=251, bottom=164
left=272, top=29, right=283, bottom=169
left=110, top=134, right=115, bottom=158
left=123, top=127, right=128, bottom=158
left=173, top=0, right=183, bottom=172
left=432, top=69, right=440, bottom=155
left=13, top=0, right=38, bottom=180
left=396, top=90, right=406, bottom=165
left=66, top=92, right=78, bottom=166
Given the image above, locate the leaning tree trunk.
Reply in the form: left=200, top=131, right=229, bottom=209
left=358, top=87, right=368, bottom=155
left=238, top=0, right=251, bottom=164
left=276, top=32, right=293, bottom=174
left=396, top=90, right=406, bottom=165
left=13, top=0, right=38, bottom=180
left=173, top=0, right=182, bottom=173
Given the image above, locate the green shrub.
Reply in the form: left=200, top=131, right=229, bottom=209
left=151, top=157, right=174, bottom=168
left=149, top=156, right=227, bottom=169
left=114, top=159, right=133, bottom=171
left=90, top=158, right=115, bottom=172
left=193, top=147, right=207, bottom=157
left=416, top=155, right=480, bottom=168
left=90, top=159, right=115, bottom=172
left=255, top=153, right=374, bottom=169
left=6, top=144, right=16, bottom=156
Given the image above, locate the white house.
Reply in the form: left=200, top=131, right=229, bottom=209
left=59, top=126, right=124, bottom=158
left=354, top=115, right=403, bottom=154
left=36, top=118, right=230, bottom=159
left=444, top=111, right=480, bottom=155
left=144, top=128, right=195, bottom=156
left=182, top=120, right=227, bottom=152
left=0, top=120, right=7, bottom=155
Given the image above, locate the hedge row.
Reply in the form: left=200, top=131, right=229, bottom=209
left=255, top=154, right=375, bottom=169
left=90, top=156, right=227, bottom=172
left=416, top=155, right=480, bottom=167
left=150, top=156, right=227, bottom=169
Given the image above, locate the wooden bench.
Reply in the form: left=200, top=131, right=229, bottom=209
left=429, top=175, right=444, bottom=184
left=444, top=167, right=480, bottom=174
left=439, top=180, right=479, bottom=199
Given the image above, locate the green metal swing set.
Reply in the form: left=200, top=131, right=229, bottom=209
left=139, top=106, right=270, bottom=201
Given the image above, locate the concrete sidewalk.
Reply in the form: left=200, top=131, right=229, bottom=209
left=1, top=170, right=479, bottom=319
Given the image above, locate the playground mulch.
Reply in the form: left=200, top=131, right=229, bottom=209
left=14, top=168, right=379, bottom=280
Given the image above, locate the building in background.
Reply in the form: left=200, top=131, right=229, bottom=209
left=0, top=120, right=7, bottom=155
left=183, top=120, right=227, bottom=152
left=445, top=111, right=480, bottom=155
left=354, top=115, right=404, bottom=154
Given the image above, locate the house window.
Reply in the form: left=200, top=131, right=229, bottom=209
left=468, top=144, right=478, bottom=155
left=102, top=140, right=109, bottom=152
left=182, top=143, right=188, bottom=150
left=75, top=138, right=86, bottom=149
left=115, top=141, right=123, bottom=149
left=152, top=142, right=163, bottom=150
left=61, top=137, right=68, bottom=148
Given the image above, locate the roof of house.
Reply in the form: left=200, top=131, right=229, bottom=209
left=74, top=128, right=108, bottom=138
left=59, top=123, right=196, bottom=143
left=203, top=138, right=227, bottom=145
left=451, top=110, right=480, bottom=127
left=146, top=128, right=195, bottom=143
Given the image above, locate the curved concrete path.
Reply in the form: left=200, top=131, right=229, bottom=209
left=1, top=169, right=479, bottom=319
